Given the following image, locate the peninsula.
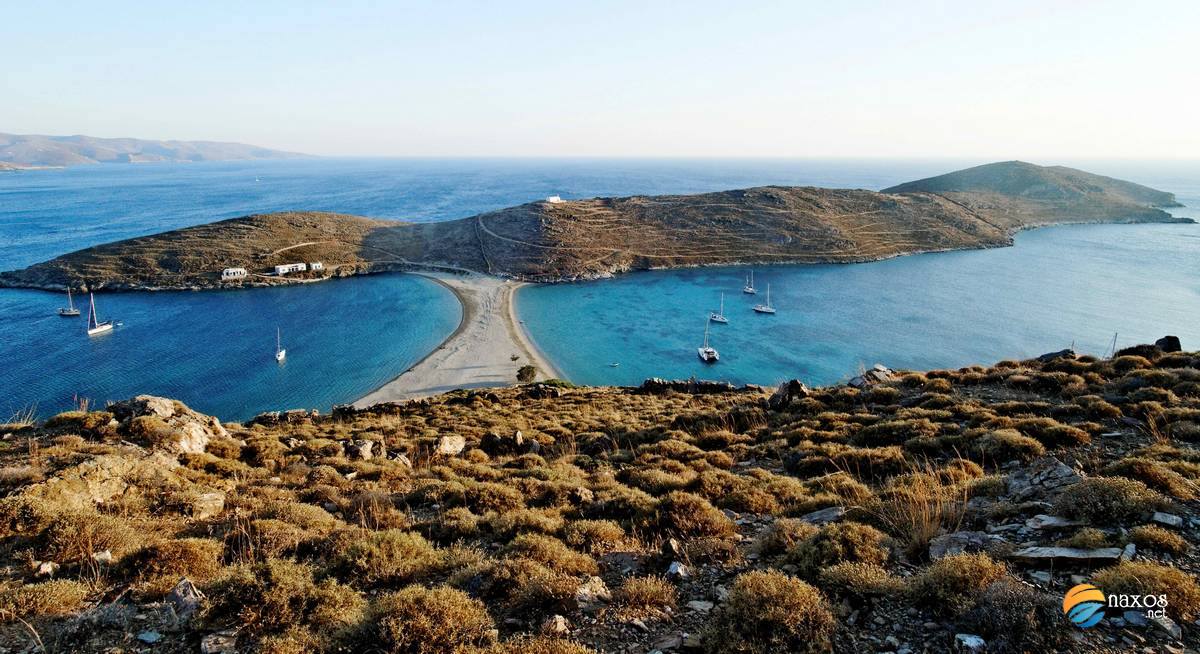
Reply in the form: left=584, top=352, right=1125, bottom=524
left=0, top=132, right=305, bottom=167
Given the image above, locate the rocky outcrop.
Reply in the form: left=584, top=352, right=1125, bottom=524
left=110, top=395, right=227, bottom=454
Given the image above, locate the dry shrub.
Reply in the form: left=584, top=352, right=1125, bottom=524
left=615, top=575, right=677, bottom=615
left=425, top=507, right=480, bottom=543
left=1102, top=458, right=1197, bottom=500
left=1013, top=417, right=1090, bottom=447
left=1056, top=528, right=1112, bottom=549
left=1129, top=525, right=1189, bottom=555
left=971, top=429, right=1045, bottom=463
left=485, top=507, right=565, bottom=539
left=483, top=635, right=597, bottom=654
left=862, top=469, right=965, bottom=557
left=651, top=491, right=736, bottom=539
left=960, top=577, right=1070, bottom=654
left=255, top=627, right=324, bottom=654
left=504, top=533, right=598, bottom=576
left=562, top=519, right=627, bottom=555
left=360, top=585, right=495, bottom=654
left=465, top=481, right=526, bottom=513
left=0, top=579, right=90, bottom=621
left=755, top=518, right=819, bottom=558
left=335, top=529, right=444, bottom=585
left=348, top=490, right=408, bottom=529
left=908, top=553, right=1007, bottom=615
left=205, top=558, right=364, bottom=634
left=817, top=562, right=903, bottom=601
left=788, top=522, right=890, bottom=576
left=703, top=570, right=835, bottom=654
left=455, top=557, right=579, bottom=615
left=1092, top=561, right=1200, bottom=621
left=40, top=510, right=143, bottom=566
left=1051, top=477, right=1168, bottom=523
left=129, top=538, right=223, bottom=586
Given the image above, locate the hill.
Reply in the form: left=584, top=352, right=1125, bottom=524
left=0, top=132, right=306, bottom=167
left=1, top=345, right=1199, bottom=652
left=0, top=161, right=1189, bottom=290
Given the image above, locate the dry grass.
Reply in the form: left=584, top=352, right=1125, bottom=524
left=703, top=570, right=835, bottom=654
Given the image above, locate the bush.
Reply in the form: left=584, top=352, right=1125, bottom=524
left=483, top=635, right=597, bottom=654
left=703, top=570, right=835, bottom=654
left=334, top=530, right=444, bottom=585
left=129, top=538, right=223, bottom=586
left=205, top=558, right=364, bottom=633
left=908, top=553, right=1007, bottom=615
left=1102, top=458, right=1196, bottom=501
left=652, top=491, right=736, bottom=539
left=816, top=562, right=903, bottom=601
left=615, top=576, right=677, bottom=615
left=362, top=585, right=496, bottom=654
left=0, top=579, right=90, bottom=621
left=1093, top=561, right=1200, bottom=621
left=755, top=518, right=819, bottom=558
left=517, top=365, right=538, bottom=383
left=971, top=429, right=1045, bottom=463
left=503, top=534, right=598, bottom=576
left=787, top=522, right=890, bottom=577
left=1051, top=477, right=1167, bottom=523
left=40, top=510, right=142, bottom=565
left=960, top=577, right=1069, bottom=653
left=1129, top=525, right=1190, bottom=555
left=562, top=519, right=626, bottom=555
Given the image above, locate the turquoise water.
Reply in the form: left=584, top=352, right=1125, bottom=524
left=0, top=276, right=459, bottom=422
left=518, top=223, right=1200, bottom=388
left=1, top=158, right=1196, bottom=418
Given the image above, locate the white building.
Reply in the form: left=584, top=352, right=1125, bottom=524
left=274, top=263, right=307, bottom=275
left=546, top=195, right=563, bottom=203
left=221, top=267, right=247, bottom=280
left=309, top=262, right=324, bottom=272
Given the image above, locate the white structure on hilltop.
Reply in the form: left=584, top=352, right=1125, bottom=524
left=546, top=195, right=563, bottom=203
left=221, top=267, right=248, bottom=280
left=309, top=262, right=324, bottom=272
left=274, top=263, right=307, bottom=275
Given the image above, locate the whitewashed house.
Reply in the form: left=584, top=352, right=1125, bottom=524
left=546, top=195, right=563, bottom=203
left=221, top=267, right=247, bottom=280
left=309, top=262, right=324, bottom=272
left=274, top=263, right=307, bottom=275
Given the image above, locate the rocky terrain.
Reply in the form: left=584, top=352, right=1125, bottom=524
left=2, top=339, right=1200, bottom=653
left=0, top=161, right=1189, bottom=291
left=0, top=133, right=305, bottom=168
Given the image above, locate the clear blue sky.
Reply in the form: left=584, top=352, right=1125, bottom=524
left=3, top=0, right=1197, bottom=157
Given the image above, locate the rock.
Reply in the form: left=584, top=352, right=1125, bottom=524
left=686, top=600, right=714, bottom=612
left=954, top=634, right=986, bottom=653
left=574, top=576, right=611, bottom=612
left=769, top=379, right=810, bottom=409
left=639, top=378, right=738, bottom=395
left=109, top=395, right=227, bottom=454
left=1029, top=570, right=1052, bottom=584
left=393, top=453, right=412, bottom=467
left=1120, top=543, right=1137, bottom=562
left=28, top=452, right=180, bottom=511
left=1037, top=348, right=1076, bottom=362
left=34, top=560, right=59, bottom=577
left=1123, top=610, right=1148, bottom=627
left=168, top=577, right=206, bottom=622
left=1152, top=512, right=1183, bottom=528
left=630, top=618, right=649, bottom=632
left=1025, top=514, right=1084, bottom=530
left=666, top=561, right=690, bottom=581
left=435, top=435, right=466, bottom=456
left=662, top=538, right=686, bottom=559
left=92, top=549, right=113, bottom=564
left=190, top=492, right=225, bottom=520
left=849, top=364, right=898, bottom=389
left=1008, top=546, right=1123, bottom=564
left=1006, top=456, right=1082, bottom=501
left=137, top=630, right=162, bottom=643
left=652, top=634, right=684, bottom=650
left=1155, top=336, right=1183, bottom=353
left=201, top=629, right=239, bottom=654
left=682, top=633, right=703, bottom=649
left=481, top=430, right=525, bottom=455
left=929, top=531, right=1009, bottom=560
left=1151, top=614, right=1181, bottom=639
left=348, top=440, right=377, bottom=460
left=540, top=614, right=570, bottom=636
left=799, top=506, right=846, bottom=525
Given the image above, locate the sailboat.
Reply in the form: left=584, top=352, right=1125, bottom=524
left=753, top=283, right=776, bottom=314
left=275, top=327, right=287, bottom=362
left=58, top=288, right=80, bottom=316
left=697, top=316, right=720, bottom=363
left=742, top=270, right=757, bottom=294
left=85, top=293, right=113, bottom=336
left=709, top=292, right=728, bottom=324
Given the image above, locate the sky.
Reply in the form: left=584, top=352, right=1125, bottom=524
left=3, top=0, right=1198, bottom=158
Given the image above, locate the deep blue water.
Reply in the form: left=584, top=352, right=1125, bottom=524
left=519, top=223, right=1200, bottom=388
left=1, top=158, right=1197, bottom=419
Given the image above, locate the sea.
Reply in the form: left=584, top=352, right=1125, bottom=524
left=1, top=158, right=1197, bottom=420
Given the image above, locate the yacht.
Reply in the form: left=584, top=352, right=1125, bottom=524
left=753, top=283, right=776, bottom=314
left=275, top=327, right=287, bottom=362
left=709, top=292, right=728, bottom=324
left=697, top=317, right=719, bottom=363
left=742, top=270, right=757, bottom=294
left=85, top=293, right=113, bottom=336
left=58, top=288, right=80, bottom=317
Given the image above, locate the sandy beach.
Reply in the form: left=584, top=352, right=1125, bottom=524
left=353, top=272, right=564, bottom=407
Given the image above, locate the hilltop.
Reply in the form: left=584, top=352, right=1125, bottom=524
left=0, top=132, right=306, bottom=167
left=1, top=343, right=1199, bottom=652
left=0, top=161, right=1189, bottom=291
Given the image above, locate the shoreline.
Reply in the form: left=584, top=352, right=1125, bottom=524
left=352, top=272, right=564, bottom=407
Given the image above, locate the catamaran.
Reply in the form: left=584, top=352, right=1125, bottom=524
left=275, top=327, right=287, bottom=362
left=753, top=283, right=776, bottom=314
left=742, top=270, right=757, bottom=294
left=709, top=292, right=728, bottom=324
left=58, top=288, right=80, bottom=317
left=85, top=293, right=113, bottom=336
left=697, top=317, right=720, bottom=363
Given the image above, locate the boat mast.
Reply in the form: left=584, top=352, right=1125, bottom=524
left=88, top=293, right=96, bottom=329
left=277, top=327, right=282, bottom=353
left=719, top=293, right=724, bottom=314
left=703, top=317, right=710, bottom=348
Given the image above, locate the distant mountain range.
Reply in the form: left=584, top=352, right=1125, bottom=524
left=0, top=160, right=1189, bottom=291
left=0, top=132, right=307, bottom=167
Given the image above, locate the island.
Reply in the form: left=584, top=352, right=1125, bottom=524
left=0, top=132, right=305, bottom=167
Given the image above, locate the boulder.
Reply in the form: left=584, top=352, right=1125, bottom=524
left=28, top=452, right=180, bottom=511
left=1007, top=546, right=1122, bottom=564
left=540, top=614, right=570, bottom=636
left=769, top=379, right=810, bottom=410
left=435, top=435, right=466, bottom=456
left=929, top=531, right=1010, bottom=560
left=110, top=395, right=227, bottom=454
left=201, top=629, right=239, bottom=654
left=574, top=576, right=611, bottom=612
left=954, top=634, right=986, bottom=653
left=481, top=430, right=525, bottom=456
left=1006, top=456, right=1082, bottom=501
left=1037, top=348, right=1076, bottom=362
left=1152, top=511, right=1183, bottom=528
left=1025, top=514, right=1083, bottom=530
left=666, top=561, right=690, bottom=581
left=348, top=440, right=379, bottom=461
left=799, top=506, right=845, bottom=526
left=639, top=378, right=738, bottom=395
left=189, top=492, right=225, bottom=520
left=848, top=364, right=897, bottom=389
left=1155, top=335, right=1182, bottom=353
left=167, top=577, right=205, bottom=622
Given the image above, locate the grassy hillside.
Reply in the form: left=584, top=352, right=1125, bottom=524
left=2, top=345, right=1199, bottom=652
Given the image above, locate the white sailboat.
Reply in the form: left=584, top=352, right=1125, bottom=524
left=709, top=292, right=728, bottom=324
left=275, top=327, right=287, bottom=362
left=85, top=293, right=113, bottom=336
left=58, top=288, right=80, bottom=316
left=753, top=283, right=776, bottom=314
left=697, top=316, right=720, bottom=363
left=742, top=270, right=757, bottom=294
